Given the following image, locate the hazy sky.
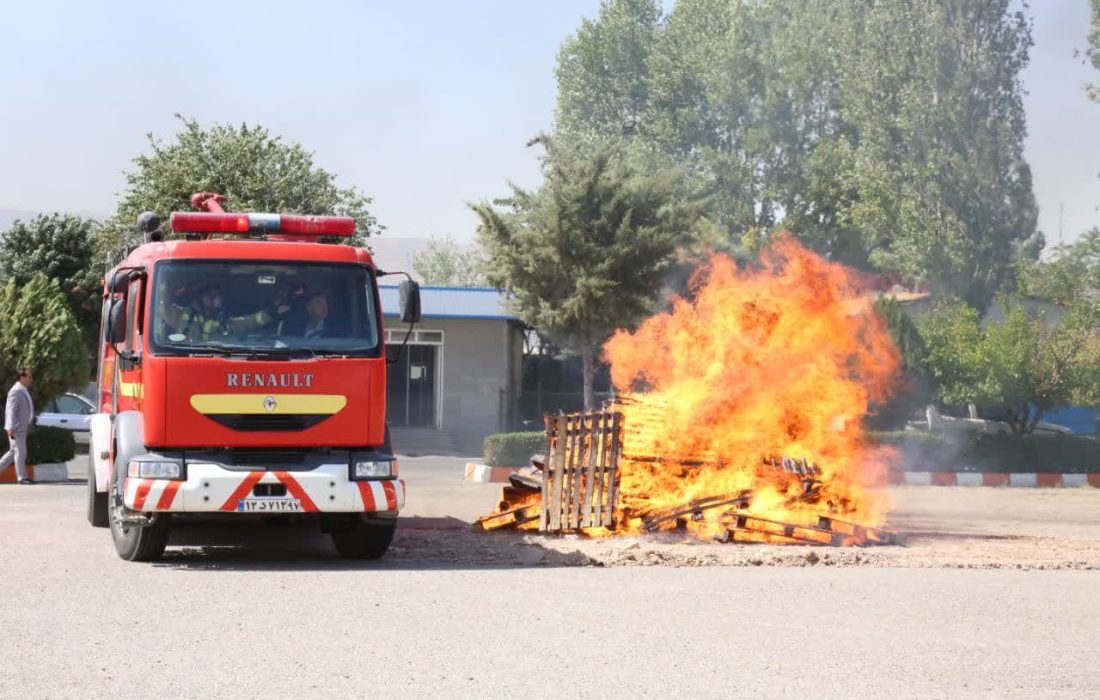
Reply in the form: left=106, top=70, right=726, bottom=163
left=1, top=1, right=1097, bottom=245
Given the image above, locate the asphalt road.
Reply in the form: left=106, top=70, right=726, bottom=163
left=0, top=457, right=1097, bottom=699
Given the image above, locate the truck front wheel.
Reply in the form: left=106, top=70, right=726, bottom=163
left=331, top=517, right=396, bottom=559
left=108, top=482, right=170, bottom=561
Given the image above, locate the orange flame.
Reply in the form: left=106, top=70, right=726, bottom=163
left=603, top=236, right=900, bottom=538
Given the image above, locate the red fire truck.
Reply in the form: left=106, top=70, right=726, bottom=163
left=87, top=193, right=420, bottom=562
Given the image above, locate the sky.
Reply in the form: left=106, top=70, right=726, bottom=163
left=0, top=0, right=1097, bottom=247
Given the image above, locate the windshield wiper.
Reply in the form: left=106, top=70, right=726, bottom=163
left=158, top=341, right=280, bottom=359
left=293, top=346, right=379, bottom=358
left=156, top=341, right=232, bottom=357
left=158, top=341, right=372, bottom=360
left=291, top=346, right=342, bottom=359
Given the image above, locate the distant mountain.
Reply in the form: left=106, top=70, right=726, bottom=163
left=366, top=236, right=432, bottom=280
left=0, top=208, right=105, bottom=232
left=0, top=208, right=42, bottom=232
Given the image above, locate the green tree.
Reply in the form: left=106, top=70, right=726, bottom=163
left=840, top=0, right=1039, bottom=308
left=648, top=0, right=857, bottom=259
left=0, top=214, right=101, bottom=357
left=1087, top=0, right=1099, bottom=101
left=100, top=115, right=378, bottom=253
left=410, top=235, right=490, bottom=287
left=554, top=0, right=662, bottom=146
left=551, top=0, right=1040, bottom=304
left=919, top=299, right=1100, bottom=432
left=1017, top=227, right=1100, bottom=306
left=870, top=296, right=934, bottom=428
left=0, top=274, right=90, bottom=407
left=472, top=139, right=699, bottom=409
left=918, top=301, right=992, bottom=407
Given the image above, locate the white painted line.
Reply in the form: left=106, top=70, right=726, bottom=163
left=904, top=472, right=932, bottom=486
left=464, top=463, right=493, bottom=483
left=1062, top=473, right=1088, bottom=488
left=1009, top=473, right=1038, bottom=487
left=32, top=463, right=68, bottom=482
left=956, top=472, right=983, bottom=487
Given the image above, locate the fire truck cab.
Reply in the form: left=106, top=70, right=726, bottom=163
left=87, top=197, right=420, bottom=562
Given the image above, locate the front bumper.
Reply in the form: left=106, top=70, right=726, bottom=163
left=123, top=463, right=405, bottom=514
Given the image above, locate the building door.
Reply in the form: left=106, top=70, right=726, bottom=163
left=386, top=343, right=438, bottom=428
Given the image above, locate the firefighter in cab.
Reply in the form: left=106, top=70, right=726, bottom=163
left=158, top=283, right=289, bottom=341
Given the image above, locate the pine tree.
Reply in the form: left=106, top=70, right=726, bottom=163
left=0, top=274, right=90, bottom=407
left=472, top=139, right=700, bottom=409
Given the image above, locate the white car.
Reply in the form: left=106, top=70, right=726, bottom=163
left=36, top=393, right=95, bottom=443
left=914, top=405, right=1074, bottom=436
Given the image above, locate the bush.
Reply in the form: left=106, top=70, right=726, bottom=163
left=871, top=430, right=1100, bottom=472
left=0, top=426, right=76, bottom=464
left=483, top=431, right=545, bottom=466
left=0, top=274, right=90, bottom=408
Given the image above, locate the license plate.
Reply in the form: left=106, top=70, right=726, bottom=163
left=236, top=498, right=303, bottom=513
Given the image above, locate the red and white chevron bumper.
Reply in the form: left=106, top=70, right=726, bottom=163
left=123, top=463, right=405, bottom=514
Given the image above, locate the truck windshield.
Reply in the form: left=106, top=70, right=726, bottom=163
left=149, top=260, right=381, bottom=356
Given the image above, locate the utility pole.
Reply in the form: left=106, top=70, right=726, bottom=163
left=1059, top=202, right=1064, bottom=246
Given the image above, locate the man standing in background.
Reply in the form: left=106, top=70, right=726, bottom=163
left=1, top=368, right=35, bottom=484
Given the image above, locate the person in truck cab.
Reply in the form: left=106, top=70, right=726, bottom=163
left=158, top=284, right=289, bottom=341
left=277, top=286, right=337, bottom=338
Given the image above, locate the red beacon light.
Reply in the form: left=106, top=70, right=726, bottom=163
left=168, top=212, right=356, bottom=238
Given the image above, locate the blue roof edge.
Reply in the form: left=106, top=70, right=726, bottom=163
left=378, top=284, right=503, bottom=293
left=383, top=312, right=518, bottom=321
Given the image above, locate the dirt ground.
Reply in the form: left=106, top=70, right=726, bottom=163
left=56, top=455, right=1100, bottom=570
left=394, top=478, right=1100, bottom=570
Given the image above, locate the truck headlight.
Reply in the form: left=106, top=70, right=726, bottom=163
left=128, top=460, right=182, bottom=479
left=352, top=460, right=394, bottom=479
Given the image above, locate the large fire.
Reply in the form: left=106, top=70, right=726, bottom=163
left=477, top=235, right=903, bottom=544
left=603, top=236, right=901, bottom=539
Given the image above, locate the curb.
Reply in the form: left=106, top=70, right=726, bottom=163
left=0, top=462, right=68, bottom=483
left=465, top=463, right=522, bottom=483
left=895, top=471, right=1100, bottom=487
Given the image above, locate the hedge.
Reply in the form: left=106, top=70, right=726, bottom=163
left=0, top=426, right=76, bottom=464
left=871, top=430, right=1100, bottom=473
left=483, top=431, right=545, bottom=467
left=484, top=428, right=1100, bottom=472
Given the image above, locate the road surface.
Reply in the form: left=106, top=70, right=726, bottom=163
left=0, top=456, right=1097, bottom=699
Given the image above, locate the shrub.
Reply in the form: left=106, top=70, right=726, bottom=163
left=871, top=430, right=1100, bottom=473
left=0, top=274, right=90, bottom=408
left=0, top=426, right=77, bottom=464
left=483, top=431, right=545, bottom=466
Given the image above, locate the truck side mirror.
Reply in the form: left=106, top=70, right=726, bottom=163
left=107, top=298, right=128, bottom=344
left=108, top=269, right=140, bottom=294
left=399, top=280, right=421, bottom=324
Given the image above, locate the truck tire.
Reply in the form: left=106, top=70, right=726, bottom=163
left=86, top=451, right=108, bottom=528
left=331, top=517, right=396, bottom=559
left=108, top=475, right=170, bottom=562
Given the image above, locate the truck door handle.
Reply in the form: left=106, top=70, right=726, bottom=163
left=59, top=419, right=68, bottom=424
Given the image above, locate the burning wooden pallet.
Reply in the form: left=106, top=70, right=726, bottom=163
left=540, top=409, right=621, bottom=531
left=474, top=408, right=622, bottom=534
left=473, top=407, right=895, bottom=547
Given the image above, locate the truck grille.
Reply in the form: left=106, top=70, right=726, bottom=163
left=205, top=414, right=331, bottom=432
left=225, top=450, right=307, bottom=466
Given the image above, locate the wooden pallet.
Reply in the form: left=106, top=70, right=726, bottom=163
left=473, top=504, right=541, bottom=532
left=540, top=409, right=622, bottom=532
left=721, top=512, right=897, bottom=546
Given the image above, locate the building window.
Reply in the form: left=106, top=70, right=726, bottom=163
left=385, top=329, right=444, bottom=345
